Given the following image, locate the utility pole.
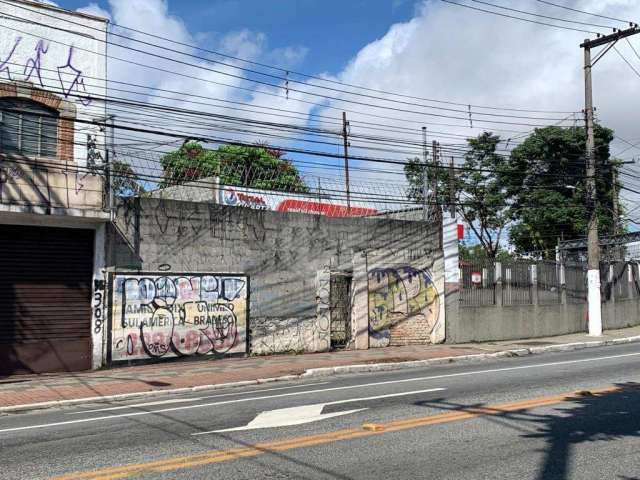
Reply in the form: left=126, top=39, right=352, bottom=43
left=581, top=24, right=640, bottom=336
left=449, top=156, right=456, bottom=217
left=422, top=126, right=428, bottom=221
left=432, top=140, right=439, bottom=210
left=342, top=112, right=351, bottom=212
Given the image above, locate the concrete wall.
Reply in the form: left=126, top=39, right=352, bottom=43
left=448, top=261, right=640, bottom=343
left=106, top=197, right=444, bottom=361
left=110, top=273, right=247, bottom=361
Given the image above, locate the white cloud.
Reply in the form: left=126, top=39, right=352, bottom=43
left=267, top=46, right=309, bottom=69
left=76, top=3, right=111, bottom=21
left=71, top=0, right=640, bottom=210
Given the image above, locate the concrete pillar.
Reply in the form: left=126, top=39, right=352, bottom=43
left=315, top=266, right=331, bottom=352
left=531, top=264, right=539, bottom=305
left=352, top=251, right=369, bottom=350
left=560, top=263, right=567, bottom=305
left=495, top=262, right=503, bottom=307
left=90, top=223, right=107, bottom=369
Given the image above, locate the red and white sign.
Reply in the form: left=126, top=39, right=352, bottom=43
left=471, top=272, right=482, bottom=284
left=219, top=186, right=378, bottom=217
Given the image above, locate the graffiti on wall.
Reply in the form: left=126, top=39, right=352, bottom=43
left=111, top=273, right=247, bottom=361
left=0, top=36, right=92, bottom=105
left=250, top=316, right=330, bottom=355
left=368, top=266, right=440, bottom=347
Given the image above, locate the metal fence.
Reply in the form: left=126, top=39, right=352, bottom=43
left=502, top=262, right=533, bottom=305
left=565, top=262, right=587, bottom=304
left=460, top=259, right=590, bottom=306
left=459, top=259, right=496, bottom=306
left=611, top=262, right=630, bottom=301
left=537, top=261, right=562, bottom=305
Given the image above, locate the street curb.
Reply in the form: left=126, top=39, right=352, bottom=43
left=2, top=335, right=640, bottom=414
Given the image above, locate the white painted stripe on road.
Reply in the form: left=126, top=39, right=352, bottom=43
left=2, top=350, right=640, bottom=435
left=66, top=382, right=329, bottom=415
left=193, top=388, right=446, bottom=434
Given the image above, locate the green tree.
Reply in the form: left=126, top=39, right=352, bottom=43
left=110, top=160, right=145, bottom=197
left=505, top=125, right=622, bottom=258
left=405, top=132, right=512, bottom=258
left=160, top=141, right=308, bottom=192
left=459, top=242, right=514, bottom=262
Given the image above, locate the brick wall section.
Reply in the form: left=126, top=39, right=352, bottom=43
left=0, top=83, right=17, bottom=98
left=0, top=81, right=74, bottom=163
left=30, top=89, right=62, bottom=111
left=57, top=118, right=74, bottom=162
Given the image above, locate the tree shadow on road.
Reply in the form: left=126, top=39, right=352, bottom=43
left=523, top=383, right=640, bottom=480
left=415, top=382, right=640, bottom=480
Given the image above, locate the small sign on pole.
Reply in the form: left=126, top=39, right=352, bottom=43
left=471, top=271, right=482, bottom=285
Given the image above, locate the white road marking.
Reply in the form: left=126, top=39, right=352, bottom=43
left=1, top=350, right=639, bottom=435
left=67, top=382, right=329, bottom=415
left=205, top=406, right=367, bottom=433
left=195, top=388, right=446, bottom=434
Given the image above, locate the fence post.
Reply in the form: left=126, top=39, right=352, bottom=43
left=531, top=264, right=538, bottom=305
left=495, top=261, right=503, bottom=307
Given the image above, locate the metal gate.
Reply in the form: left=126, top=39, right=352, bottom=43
left=330, top=273, right=351, bottom=348
left=0, top=225, right=94, bottom=375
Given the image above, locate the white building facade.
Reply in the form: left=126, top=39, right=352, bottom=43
left=0, top=0, right=108, bottom=374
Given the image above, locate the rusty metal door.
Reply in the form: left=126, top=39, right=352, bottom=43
left=0, top=225, right=94, bottom=375
left=330, top=273, right=352, bottom=348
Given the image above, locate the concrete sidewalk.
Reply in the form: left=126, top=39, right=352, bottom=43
left=2, top=326, right=640, bottom=413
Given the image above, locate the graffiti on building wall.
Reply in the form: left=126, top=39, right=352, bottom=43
left=250, top=316, right=330, bottom=355
left=93, top=279, right=105, bottom=334
left=0, top=36, right=92, bottom=105
left=368, top=266, right=440, bottom=347
left=111, top=273, right=247, bottom=361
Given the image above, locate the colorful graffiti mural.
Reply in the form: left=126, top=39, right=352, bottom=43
left=111, top=273, right=247, bottom=361
left=368, top=266, right=440, bottom=347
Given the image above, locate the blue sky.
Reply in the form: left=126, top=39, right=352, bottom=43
left=59, top=0, right=419, bottom=77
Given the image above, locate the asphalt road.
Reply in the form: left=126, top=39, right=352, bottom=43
left=2, top=343, right=640, bottom=480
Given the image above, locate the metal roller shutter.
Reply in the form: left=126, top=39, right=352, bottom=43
left=0, top=224, right=94, bottom=375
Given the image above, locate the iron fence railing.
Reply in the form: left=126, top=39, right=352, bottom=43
left=459, top=259, right=496, bottom=307
left=612, top=262, right=630, bottom=301
left=502, top=262, right=533, bottom=306
left=537, top=261, right=562, bottom=305
left=564, top=262, right=587, bottom=304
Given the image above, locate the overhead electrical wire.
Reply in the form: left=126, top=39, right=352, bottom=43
left=471, top=0, right=618, bottom=30
left=441, top=0, right=601, bottom=34
left=0, top=11, right=577, bottom=126
left=536, top=0, right=637, bottom=26
left=0, top=0, right=581, bottom=116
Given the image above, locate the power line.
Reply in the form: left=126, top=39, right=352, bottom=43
left=536, top=0, right=637, bottom=26
left=441, top=0, right=601, bottom=34
left=0, top=8, right=578, bottom=125
left=471, top=0, right=617, bottom=30
left=613, top=45, right=640, bottom=79
left=0, top=0, right=581, bottom=116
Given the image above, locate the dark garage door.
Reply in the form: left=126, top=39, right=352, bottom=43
left=0, top=225, right=94, bottom=376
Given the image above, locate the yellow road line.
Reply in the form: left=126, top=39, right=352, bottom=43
left=51, top=385, right=621, bottom=480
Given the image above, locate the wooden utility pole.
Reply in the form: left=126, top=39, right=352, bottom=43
left=342, top=112, right=351, bottom=212
left=581, top=24, right=640, bottom=336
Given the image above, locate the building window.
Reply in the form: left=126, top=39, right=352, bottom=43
left=0, top=98, right=59, bottom=158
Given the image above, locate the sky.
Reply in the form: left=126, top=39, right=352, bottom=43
left=23, top=0, right=640, bottom=224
